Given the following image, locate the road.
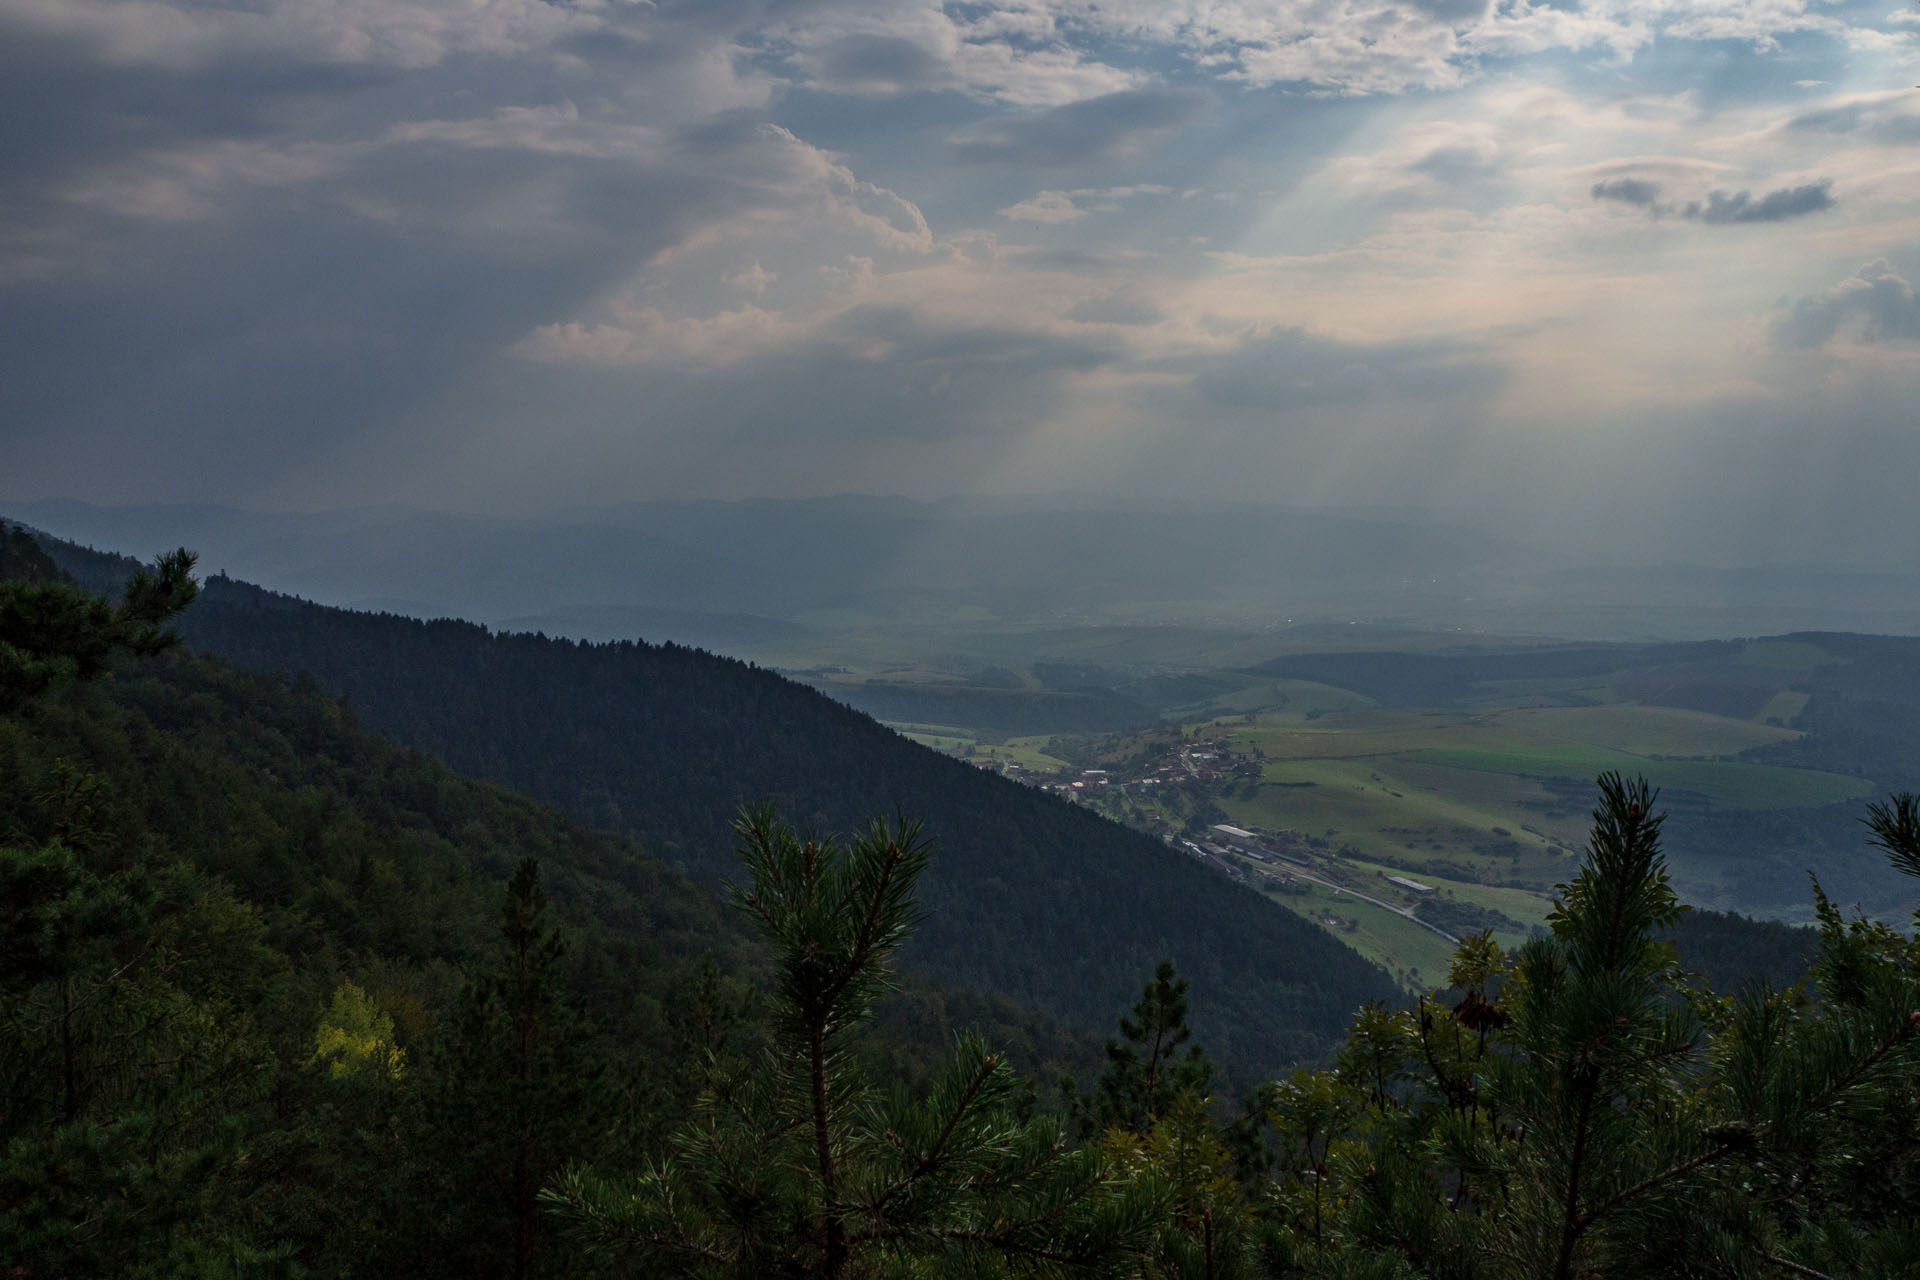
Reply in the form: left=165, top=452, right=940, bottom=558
left=1229, top=852, right=1462, bottom=945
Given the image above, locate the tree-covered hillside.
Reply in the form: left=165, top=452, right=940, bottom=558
left=35, top=530, right=1400, bottom=1075
left=0, top=533, right=1095, bottom=1274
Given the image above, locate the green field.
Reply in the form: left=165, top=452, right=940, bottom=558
left=984, top=735, right=1078, bottom=772
left=1193, top=696, right=1876, bottom=985
left=1250, top=873, right=1461, bottom=990
left=890, top=722, right=981, bottom=751
left=1755, top=689, right=1811, bottom=725
left=1225, top=702, right=1798, bottom=762
left=870, top=641, right=1889, bottom=992
left=1405, top=748, right=1869, bottom=810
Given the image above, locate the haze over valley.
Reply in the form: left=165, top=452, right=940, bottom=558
left=18, top=495, right=1920, bottom=657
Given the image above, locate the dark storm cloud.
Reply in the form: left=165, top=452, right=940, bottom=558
left=0, top=201, right=631, bottom=499
left=1591, top=176, right=1836, bottom=224
left=1190, top=329, right=1502, bottom=410
left=0, top=54, right=858, bottom=502
left=950, top=88, right=1209, bottom=165
left=1591, top=177, right=1662, bottom=207
left=1684, top=180, right=1835, bottom=224
left=1773, top=260, right=1920, bottom=348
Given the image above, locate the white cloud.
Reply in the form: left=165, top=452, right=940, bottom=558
left=1000, top=191, right=1086, bottom=223
left=1773, top=259, right=1920, bottom=348
left=728, top=262, right=779, bottom=295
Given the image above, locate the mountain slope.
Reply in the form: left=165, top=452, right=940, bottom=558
left=1, top=546, right=1110, bottom=1275
left=37, top=531, right=1401, bottom=1074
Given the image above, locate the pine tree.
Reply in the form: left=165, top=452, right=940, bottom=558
left=384, top=857, right=604, bottom=1280
left=1080, top=959, right=1214, bottom=1138
left=1247, top=774, right=1920, bottom=1279
left=0, top=544, right=293, bottom=1274
left=544, top=805, right=1169, bottom=1277
left=0, top=539, right=197, bottom=710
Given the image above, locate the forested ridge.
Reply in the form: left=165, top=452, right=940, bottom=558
left=39, top=530, right=1402, bottom=1075
left=0, top=527, right=1093, bottom=1273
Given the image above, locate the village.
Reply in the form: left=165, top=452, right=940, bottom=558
left=969, top=736, right=1459, bottom=946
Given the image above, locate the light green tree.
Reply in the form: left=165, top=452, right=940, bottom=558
left=312, top=980, right=407, bottom=1081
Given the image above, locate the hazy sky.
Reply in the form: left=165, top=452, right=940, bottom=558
left=4, top=0, right=1918, bottom=561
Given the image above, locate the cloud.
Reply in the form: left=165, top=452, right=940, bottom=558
left=516, top=306, right=799, bottom=370
left=758, top=0, right=1915, bottom=104
left=1405, top=0, right=1492, bottom=23
left=514, top=302, right=1118, bottom=468
left=762, top=5, right=1143, bottom=107
left=999, top=184, right=1171, bottom=222
left=728, top=262, right=777, bottom=295
left=1591, top=177, right=1663, bottom=208
left=1683, top=181, right=1835, bottom=225
left=1591, top=176, right=1837, bottom=224
left=1786, top=94, right=1920, bottom=146
left=1773, top=260, right=1920, bottom=349
left=1000, top=191, right=1085, bottom=223
left=807, top=33, right=950, bottom=96
left=1408, top=144, right=1501, bottom=185
left=1065, top=291, right=1163, bottom=325
left=2, top=0, right=588, bottom=71
left=7, top=0, right=1920, bottom=537
left=951, top=88, right=1208, bottom=165
left=1190, top=328, right=1502, bottom=410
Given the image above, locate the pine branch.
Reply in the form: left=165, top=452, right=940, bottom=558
left=1572, top=1141, right=1737, bottom=1234
left=862, top=1049, right=1003, bottom=1219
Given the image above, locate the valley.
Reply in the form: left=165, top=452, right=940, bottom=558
left=806, top=634, right=1914, bottom=987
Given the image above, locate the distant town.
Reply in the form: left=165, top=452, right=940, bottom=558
left=969, top=738, right=1461, bottom=947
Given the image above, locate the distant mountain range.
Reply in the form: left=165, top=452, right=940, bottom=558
left=17, top=495, right=1920, bottom=651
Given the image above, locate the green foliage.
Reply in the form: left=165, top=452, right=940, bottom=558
left=0, top=533, right=197, bottom=710
left=0, top=545, right=278, bottom=1278
left=1105, top=1091, right=1257, bottom=1280
left=1212, top=774, right=1920, bottom=1279
left=0, top=548, right=754, bottom=1275
left=312, top=980, right=407, bottom=1079
left=546, top=808, right=1169, bottom=1278
left=1078, top=959, right=1214, bottom=1138
left=1865, top=791, right=1920, bottom=879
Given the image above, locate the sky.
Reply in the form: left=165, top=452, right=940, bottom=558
left=3, top=0, right=1918, bottom=563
